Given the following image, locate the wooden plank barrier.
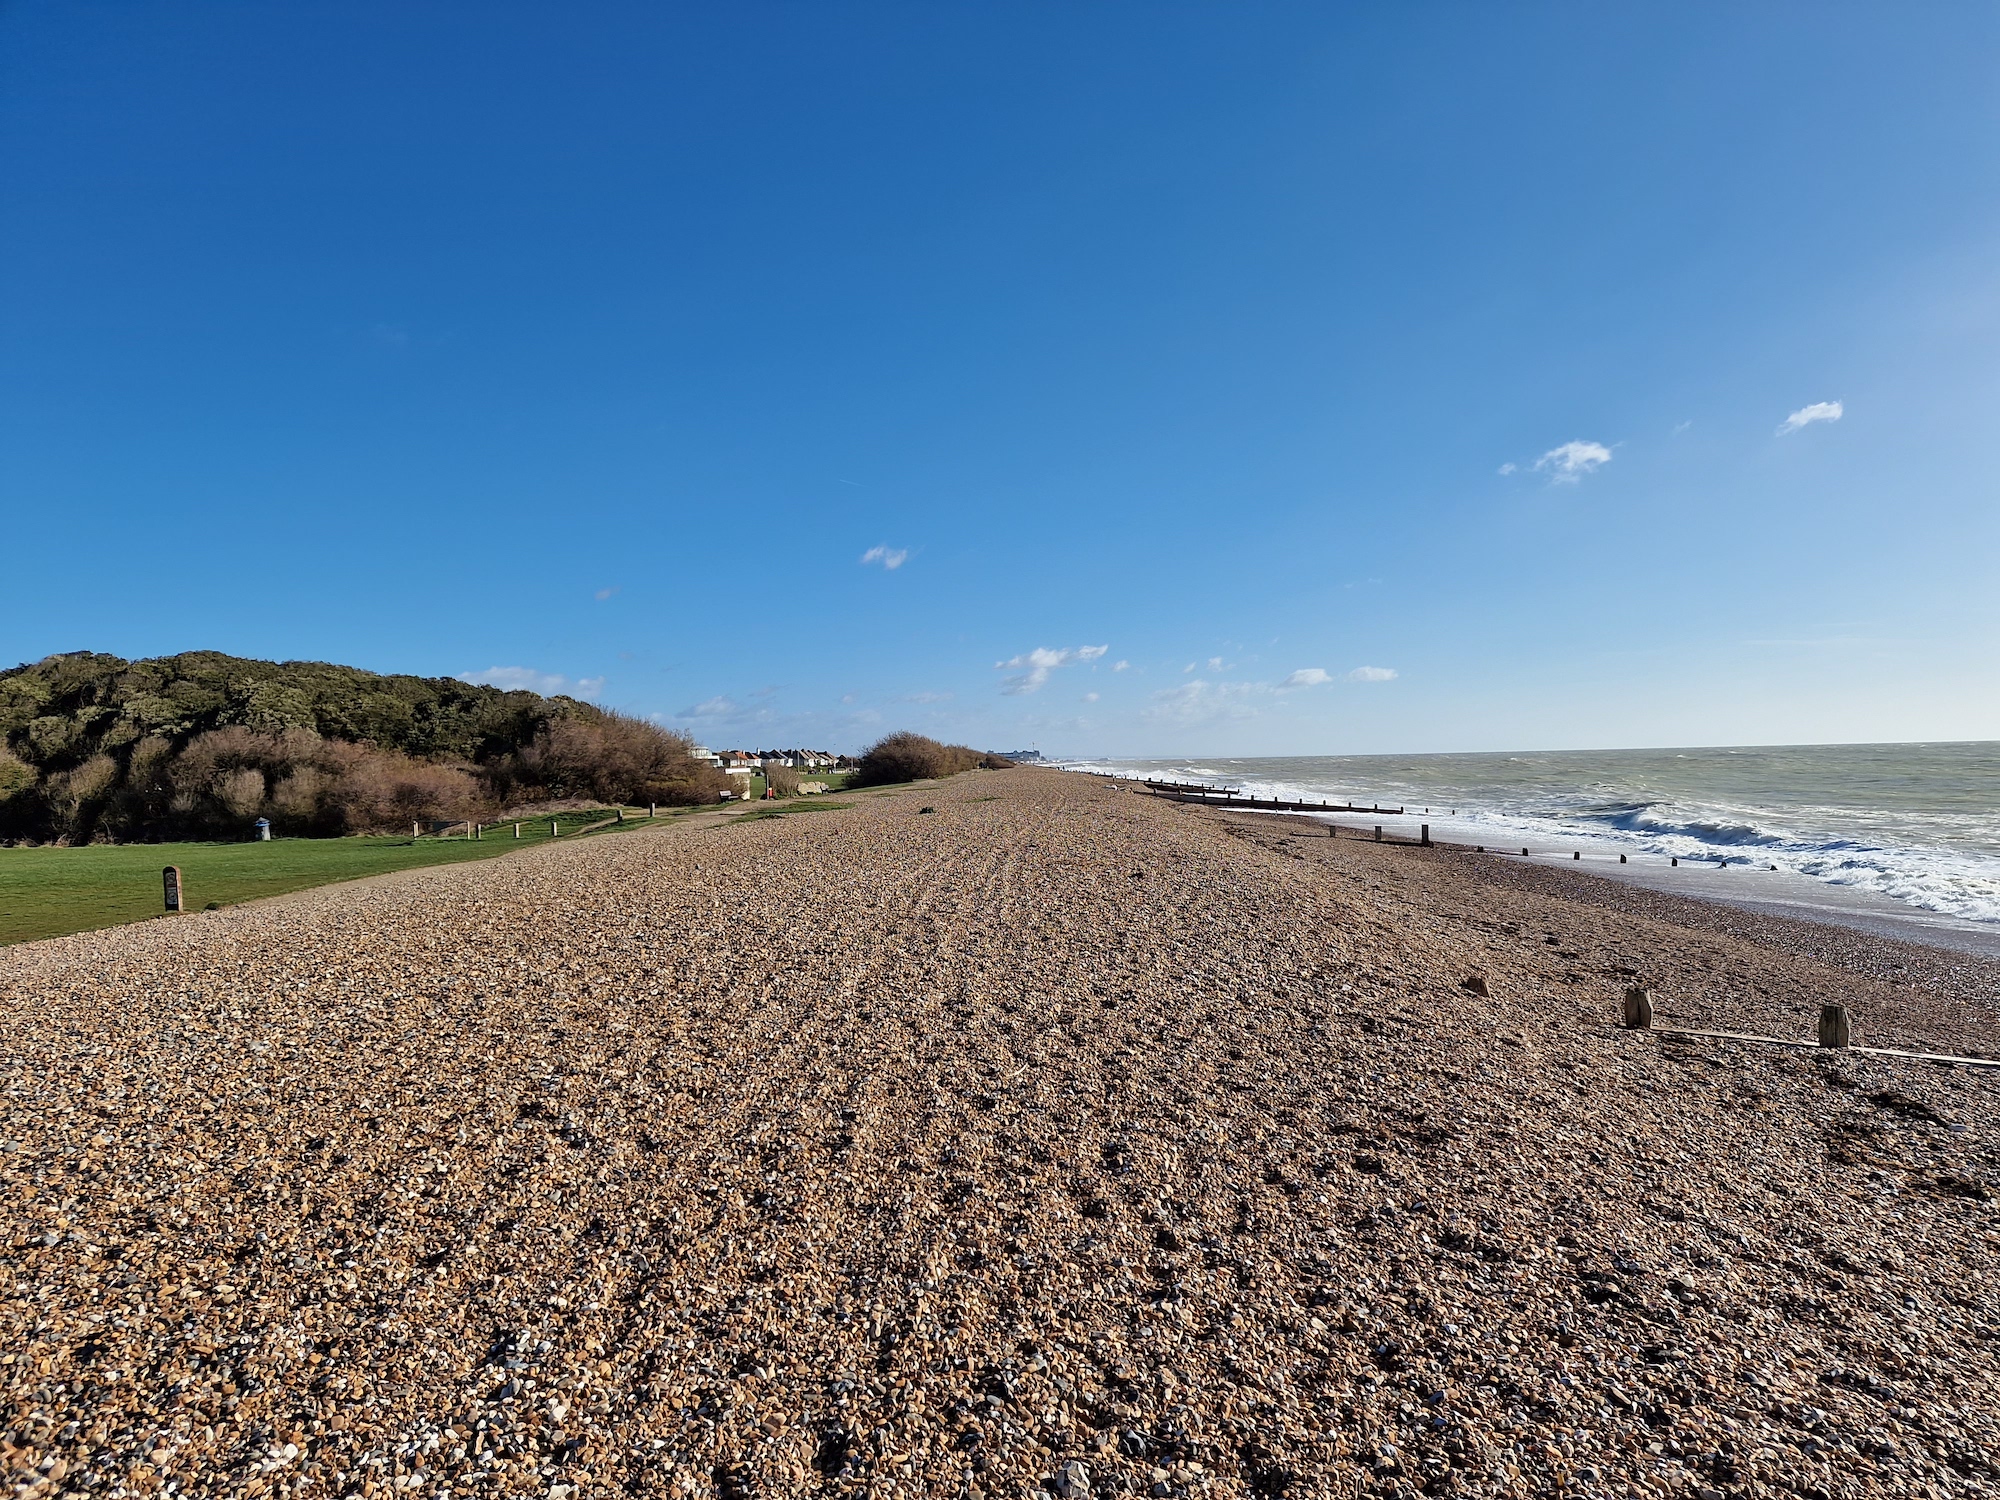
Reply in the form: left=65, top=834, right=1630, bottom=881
left=1619, top=988, right=1996, bottom=1070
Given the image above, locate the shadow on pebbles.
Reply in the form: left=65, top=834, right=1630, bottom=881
left=2, top=769, right=1996, bottom=1500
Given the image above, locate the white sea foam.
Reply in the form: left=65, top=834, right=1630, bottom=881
left=1061, top=743, right=2000, bottom=926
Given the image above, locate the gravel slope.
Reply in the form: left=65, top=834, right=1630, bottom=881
left=2, top=769, right=1995, bottom=1500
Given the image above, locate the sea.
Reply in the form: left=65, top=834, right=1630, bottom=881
left=1059, top=742, right=2000, bottom=947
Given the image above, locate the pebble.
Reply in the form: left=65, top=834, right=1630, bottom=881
left=0, top=769, right=1994, bottom=1499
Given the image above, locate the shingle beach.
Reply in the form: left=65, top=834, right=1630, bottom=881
left=3, top=768, right=1996, bottom=1499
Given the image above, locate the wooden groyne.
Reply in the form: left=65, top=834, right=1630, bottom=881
left=1136, top=778, right=1405, bottom=815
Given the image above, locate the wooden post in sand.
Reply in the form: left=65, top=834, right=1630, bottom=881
left=1421, top=824, right=1431, bottom=846
left=1622, top=986, right=1653, bottom=1029
left=1374, top=826, right=1383, bottom=842
left=1818, top=1004, right=1852, bottom=1049
left=162, top=866, right=183, bottom=913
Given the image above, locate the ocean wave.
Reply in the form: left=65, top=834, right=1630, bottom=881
left=1061, top=756, right=2000, bottom=926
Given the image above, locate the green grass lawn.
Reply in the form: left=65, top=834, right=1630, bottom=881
left=0, top=807, right=684, bottom=947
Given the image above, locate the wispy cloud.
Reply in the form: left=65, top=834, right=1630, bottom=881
left=594, top=586, right=619, bottom=601
left=1497, top=462, right=1517, bottom=476
left=1533, top=440, right=1613, bottom=483
left=458, top=666, right=605, bottom=701
left=1083, top=691, right=1099, bottom=702
left=860, top=545, right=910, bottom=570
left=1144, top=679, right=1266, bottom=726
left=682, top=695, right=739, bottom=719
left=1282, top=668, right=1331, bottom=687
left=1777, top=400, right=1842, bottom=435
left=996, top=644, right=1107, bottom=695
left=1112, top=659, right=1130, bottom=672
left=1347, top=666, right=1397, bottom=682
left=903, top=690, right=954, bottom=703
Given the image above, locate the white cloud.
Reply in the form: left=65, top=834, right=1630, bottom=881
left=1347, top=665, right=1397, bottom=682
left=1497, top=462, right=1517, bottom=476
left=1083, top=691, right=1099, bottom=702
left=903, top=690, right=953, bottom=703
left=1112, top=660, right=1130, bottom=672
left=1144, top=679, right=1266, bottom=726
left=1777, top=400, right=1842, bottom=435
left=1533, top=440, right=1613, bottom=483
left=860, top=545, right=910, bottom=570
left=1206, top=656, right=1224, bottom=671
left=683, top=695, right=739, bottom=719
left=1283, top=668, right=1331, bottom=687
left=458, top=666, right=605, bottom=701
left=594, top=586, right=619, bottom=601
left=995, top=645, right=1108, bottom=695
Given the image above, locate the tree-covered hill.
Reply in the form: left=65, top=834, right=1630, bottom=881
left=0, top=651, right=725, bottom=843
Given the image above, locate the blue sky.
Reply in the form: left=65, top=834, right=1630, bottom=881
left=4, top=3, right=1997, bottom=756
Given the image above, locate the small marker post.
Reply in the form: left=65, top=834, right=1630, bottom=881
left=1818, top=1004, right=1852, bottom=1049
left=1374, top=826, right=1382, bottom=842
left=162, top=866, right=183, bottom=913
left=1622, top=986, right=1653, bottom=1029
left=1421, top=824, right=1431, bottom=846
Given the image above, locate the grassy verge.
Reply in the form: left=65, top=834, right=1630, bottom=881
left=0, top=807, right=685, bottom=947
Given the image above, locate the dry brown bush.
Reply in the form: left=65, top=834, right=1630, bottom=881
left=511, top=712, right=726, bottom=807
left=762, top=763, right=801, bottom=797
left=848, top=732, right=989, bottom=787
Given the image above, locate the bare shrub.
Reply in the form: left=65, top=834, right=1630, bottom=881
left=512, top=712, right=726, bottom=806
left=762, top=763, right=801, bottom=797
left=327, top=750, right=486, bottom=831
left=848, top=732, right=988, bottom=787
left=269, top=766, right=330, bottom=828
left=216, top=767, right=268, bottom=821
left=44, top=753, right=119, bottom=839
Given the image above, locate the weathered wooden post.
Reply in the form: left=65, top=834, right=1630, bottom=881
left=1521, top=847, right=1529, bottom=857
left=1619, top=854, right=1627, bottom=863
left=616, top=808, right=625, bottom=823
left=1573, top=851, right=1581, bottom=860
left=1421, top=824, right=1431, bottom=846
left=1374, top=826, right=1383, bottom=842
left=1671, top=856, right=1678, bottom=866
left=162, top=866, right=183, bottom=913
left=1622, top=986, right=1652, bottom=1029
left=1327, top=825, right=1336, bottom=838
left=1818, top=1004, right=1851, bottom=1049
left=514, top=823, right=522, bottom=839
left=650, top=803, right=657, bottom=818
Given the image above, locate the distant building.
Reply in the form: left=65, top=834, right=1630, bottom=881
left=999, top=749, right=1044, bottom=762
